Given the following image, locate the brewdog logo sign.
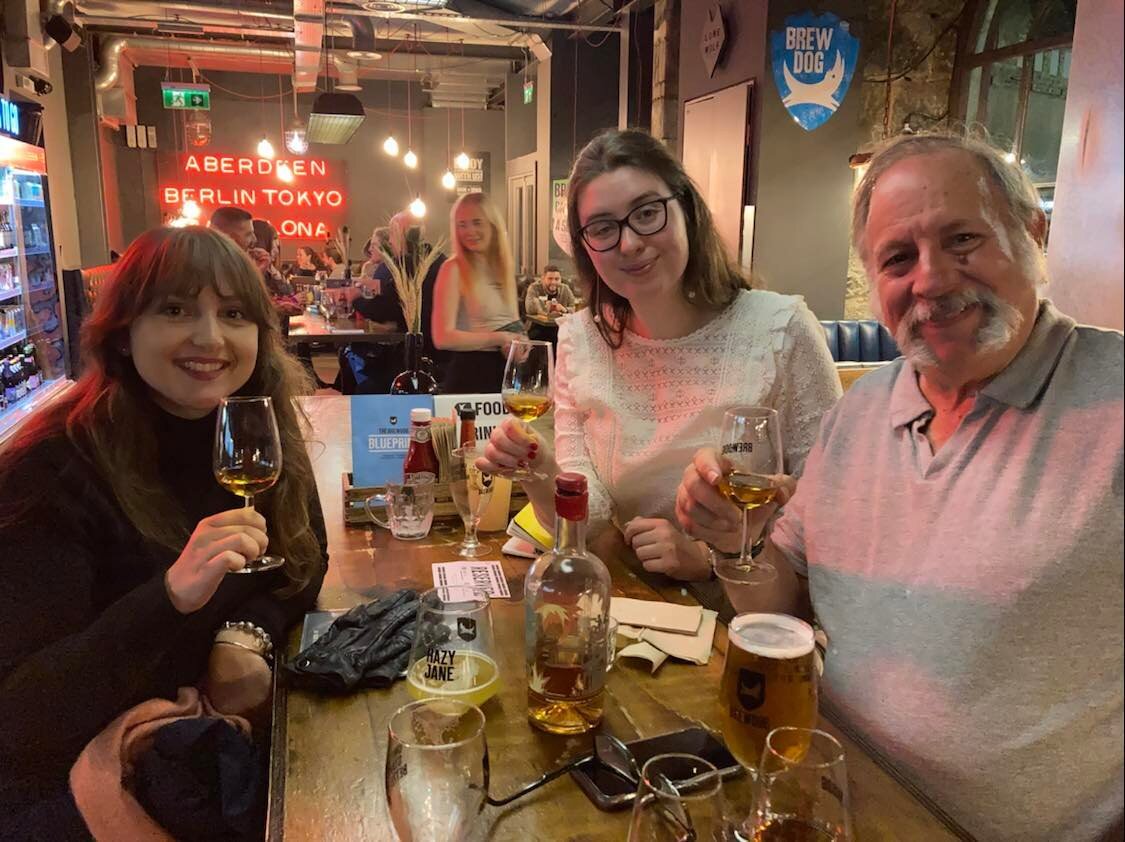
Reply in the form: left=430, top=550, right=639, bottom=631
left=770, top=11, right=860, bottom=131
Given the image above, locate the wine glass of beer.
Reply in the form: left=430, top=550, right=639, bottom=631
left=719, top=613, right=818, bottom=772
left=717, top=406, right=783, bottom=572
left=450, top=446, right=494, bottom=558
left=385, top=698, right=489, bottom=842
left=406, top=587, right=501, bottom=707
left=213, top=396, right=284, bottom=573
left=501, top=338, right=554, bottom=480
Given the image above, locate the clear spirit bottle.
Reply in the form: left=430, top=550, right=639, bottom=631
left=524, top=472, right=612, bottom=734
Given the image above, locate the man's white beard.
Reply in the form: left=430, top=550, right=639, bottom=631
left=894, top=285, right=1025, bottom=369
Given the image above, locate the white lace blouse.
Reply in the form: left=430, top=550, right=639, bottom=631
left=553, top=289, right=843, bottom=532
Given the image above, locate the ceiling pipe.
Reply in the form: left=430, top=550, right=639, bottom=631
left=325, top=3, right=622, bottom=32
left=94, top=35, right=295, bottom=90
left=93, top=34, right=506, bottom=91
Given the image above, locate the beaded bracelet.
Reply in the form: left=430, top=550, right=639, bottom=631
left=216, top=620, right=274, bottom=664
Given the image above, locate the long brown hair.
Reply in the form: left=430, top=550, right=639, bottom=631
left=567, top=129, right=749, bottom=349
left=449, top=191, right=518, bottom=313
left=0, top=226, right=320, bottom=591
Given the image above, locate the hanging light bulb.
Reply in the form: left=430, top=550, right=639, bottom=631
left=454, top=151, right=470, bottom=170
left=409, top=197, right=426, bottom=218
left=182, top=199, right=202, bottom=220
left=403, top=149, right=418, bottom=169
left=383, top=135, right=400, bottom=156
left=284, top=119, right=309, bottom=155
left=441, top=169, right=456, bottom=190
left=276, top=162, right=295, bottom=183
left=257, top=136, right=275, bottom=159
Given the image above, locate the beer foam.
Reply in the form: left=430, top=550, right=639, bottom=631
left=729, top=613, right=815, bottom=660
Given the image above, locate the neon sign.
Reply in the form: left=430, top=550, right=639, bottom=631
left=0, top=98, right=20, bottom=139
left=157, top=153, right=348, bottom=240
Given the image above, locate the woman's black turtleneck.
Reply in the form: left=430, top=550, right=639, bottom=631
left=0, top=407, right=328, bottom=838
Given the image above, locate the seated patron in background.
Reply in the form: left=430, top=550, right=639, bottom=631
left=676, top=133, right=1124, bottom=840
left=346, top=213, right=448, bottom=393
left=480, top=129, right=840, bottom=580
left=294, top=245, right=323, bottom=278
left=210, top=206, right=274, bottom=289
left=0, top=227, right=328, bottom=838
left=525, top=264, right=576, bottom=345
left=252, top=219, right=302, bottom=318
left=360, top=226, right=392, bottom=283
left=433, top=192, right=525, bottom=393
left=322, top=245, right=346, bottom=284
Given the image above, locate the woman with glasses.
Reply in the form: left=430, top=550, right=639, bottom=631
left=478, top=129, right=841, bottom=581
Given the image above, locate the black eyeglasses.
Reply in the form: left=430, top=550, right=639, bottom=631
left=577, top=194, right=680, bottom=253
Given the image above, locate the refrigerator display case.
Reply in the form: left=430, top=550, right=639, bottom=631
left=0, top=136, right=71, bottom=438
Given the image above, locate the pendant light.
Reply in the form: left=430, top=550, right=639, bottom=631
left=409, top=196, right=426, bottom=218
left=441, top=110, right=455, bottom=189
left=383, top=74, right=399, bottom=156
left=285, top=80, right=308, bottom=154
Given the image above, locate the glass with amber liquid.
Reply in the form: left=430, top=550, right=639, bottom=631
left=501, top=338, right=553, bottom=480
left=213, top=396, right=284, bottom=573
left=718, top=406, right=783, bottom=573
left=524, top=473, right=611, bottom=734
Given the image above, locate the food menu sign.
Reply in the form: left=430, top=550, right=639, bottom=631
left=156, top=152, right=348, bottom=240
left=453, top=152, right=490, bottom=197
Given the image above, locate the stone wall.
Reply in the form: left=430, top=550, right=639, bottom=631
left=844, top=0, right=965, bottom=318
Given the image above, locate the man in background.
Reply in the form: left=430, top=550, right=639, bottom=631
left=524, top=265, right=575, bottom=344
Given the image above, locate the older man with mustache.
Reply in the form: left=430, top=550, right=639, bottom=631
left=675, top=134, right=1123, bottom=841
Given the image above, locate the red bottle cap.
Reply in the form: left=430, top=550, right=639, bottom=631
left=555, top=472, right=588, bottom=521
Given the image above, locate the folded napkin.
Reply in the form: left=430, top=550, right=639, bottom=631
left=285, top=589, right=419, bottom=693
left=610, top=598, right=718, bottom=673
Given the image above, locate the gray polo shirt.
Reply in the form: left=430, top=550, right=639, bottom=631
left=772, top=300, right=1123, bottom=841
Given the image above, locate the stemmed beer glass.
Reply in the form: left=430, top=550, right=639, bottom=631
left=450, top=445, right=494, bottom=558
left=213, top=396, right=284, bottom=573
left=716, top=407, right=783, bottom=573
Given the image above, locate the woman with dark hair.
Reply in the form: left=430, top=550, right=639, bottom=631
left=479, top=129, right=841, bottom=580
left=0, top=226, right=327, bottom=836
left=294, top=245, right=323, bottom=277
left=252, top=219, right=301, bottom=319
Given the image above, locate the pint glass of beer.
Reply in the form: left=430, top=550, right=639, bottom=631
left=719, top=613, right=818, bottom=769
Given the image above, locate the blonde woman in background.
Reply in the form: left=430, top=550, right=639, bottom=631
left=432, top=191, right=525, bottom=393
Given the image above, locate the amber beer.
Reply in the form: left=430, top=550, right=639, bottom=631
left=720, top=613, right=818, bottom=768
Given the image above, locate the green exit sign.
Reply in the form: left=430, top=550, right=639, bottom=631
left=161, top=82, right=211, bottom=111
left=523, top=80, right=534, bottom=105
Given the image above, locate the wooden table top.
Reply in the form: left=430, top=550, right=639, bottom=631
left=269, top=396, right=964, bottom=841
left=287, top=314, right=404, bottom=346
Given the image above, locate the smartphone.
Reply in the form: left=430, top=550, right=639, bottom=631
left=570, top=727, right=745, bottom=811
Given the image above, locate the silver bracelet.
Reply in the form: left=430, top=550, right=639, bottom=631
left=217, top=620, right=274, bottom=663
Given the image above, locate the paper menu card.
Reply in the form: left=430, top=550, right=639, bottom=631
left=431, top=561, right=512, bottom=599
left=610, top=597, right=703, bottom=635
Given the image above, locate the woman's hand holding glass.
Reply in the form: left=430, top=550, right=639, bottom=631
left=675, top=447, right=796, bottom=555
left=164, top=508, right=269, bottom=614
left=476, top=417, right=558, bottom=485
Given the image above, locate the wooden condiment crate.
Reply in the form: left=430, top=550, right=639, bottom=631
left=341, top=472, right=528, bottom=527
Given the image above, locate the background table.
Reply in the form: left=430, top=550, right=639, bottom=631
left=268, top=396, right=967, bottom=841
